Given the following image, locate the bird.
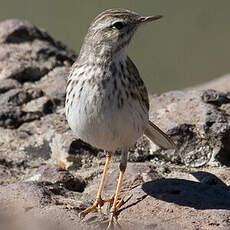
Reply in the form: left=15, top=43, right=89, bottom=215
left=65, top=8, right=176, bottom=229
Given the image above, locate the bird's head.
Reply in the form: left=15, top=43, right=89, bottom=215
left=80, top=9, right=162, bottom=58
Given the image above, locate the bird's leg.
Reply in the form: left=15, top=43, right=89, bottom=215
left=79, top=151, right=112, bottom=219
left=107, top=151, right=128, bottom=229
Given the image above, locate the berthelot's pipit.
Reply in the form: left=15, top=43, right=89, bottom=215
left=65, top=8, right=176, bottom=229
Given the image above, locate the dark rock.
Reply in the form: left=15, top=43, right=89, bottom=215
left=201, top=89, right=230, bottom=106
left=11, top=65, right=49, bottom=83
left=42, top=98, right=56, bottom=114
left=69, top=139, right=99, bottom=156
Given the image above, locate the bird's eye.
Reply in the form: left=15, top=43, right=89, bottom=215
left=112, top=22, right=124, bottom=30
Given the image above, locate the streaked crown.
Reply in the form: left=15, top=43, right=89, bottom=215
left=78, top=9, right=162, bottom=60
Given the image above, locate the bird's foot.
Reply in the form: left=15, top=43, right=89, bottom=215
left=106, top=210, right=121, bottom=230
left=106, top=194, right=132, bottom=229
left=80, top=194, right=131, bottom=229
left=79, top=195, right=115, bottom=220
left=107, top=193, right=133, bottom=213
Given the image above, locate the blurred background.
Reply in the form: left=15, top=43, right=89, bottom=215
left=1, top=0, right=230, bottom=93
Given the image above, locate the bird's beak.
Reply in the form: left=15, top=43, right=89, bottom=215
left=138, top=15, right=163, bottom=24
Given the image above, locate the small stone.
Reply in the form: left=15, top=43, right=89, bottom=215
left=27, top=164, right=86, bottom=193
left=0, top=79, right=21, bottom=94
left=201, top=89, right=230, bottom=106
left=23, top=96, right=55, bottom=114
left=36, top=66, right=69, bottom=106
left=0, top=88, right=43, bottom=107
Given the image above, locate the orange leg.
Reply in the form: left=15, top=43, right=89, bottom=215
left=79, top=152, right=112, bottom=219
left=107, top=151, right=128, bottom=229
left=107, top=170, right=125, bottom=229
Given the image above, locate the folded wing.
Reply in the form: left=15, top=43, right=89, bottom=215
left=144, top=120, right=176, bottom=149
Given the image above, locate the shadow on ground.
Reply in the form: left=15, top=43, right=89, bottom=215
left=142, top=171, right=230, bottom=210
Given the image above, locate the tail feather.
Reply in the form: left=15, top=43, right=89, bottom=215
left=144, top=120, right=176, bottom=149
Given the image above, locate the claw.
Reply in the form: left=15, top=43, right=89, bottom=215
left=105, top=193, right=132, bottom=229
left=107, top=211, right=122, bottom=230
left=116, top=193, right=132, bottom=210
left=79, top=195, right=115, bottom=220
left=104, top=194, right=115, bottom=203
left=79, top=210, right=88, bottom=220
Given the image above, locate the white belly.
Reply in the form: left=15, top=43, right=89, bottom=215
left=66, top=78, right=147, bottom=152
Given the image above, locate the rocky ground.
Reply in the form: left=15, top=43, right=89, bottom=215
left=0, top=19, right=230, bottom=230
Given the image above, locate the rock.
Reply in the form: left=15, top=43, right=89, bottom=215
left=50, top=133, right=100, bottom=170
left=35, top=66, right=69, bottom=106
left=0, top=88, right=43, bottom=106
left=29, top=164, right=86, bottom=193
left=0, top=79, right=21, bottom=93
left=0, top=105, right=41, bottom=128
left=0, top=165, right=21, bottom=185
left=0, top=19, right=77, bottom=129
left=148, top=89, right=230, bottom=167
left=128, top=136, right=151, bottom=162
left=0, top=87, right=45, bottom=129
left=201, top=89, right=230, bottom=106
left=22, top=96, right=56, bottom=114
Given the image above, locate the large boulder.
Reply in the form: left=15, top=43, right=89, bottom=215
left=0, top=19, right=76, bottom=128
